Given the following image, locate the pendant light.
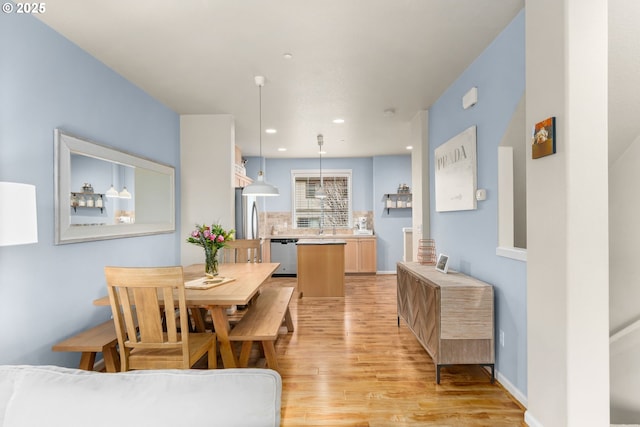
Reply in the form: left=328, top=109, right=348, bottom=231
left=106, top=163, right=119, bottom=197
left=118, top=165, right=132, bottom=199
left=315, top=134, right=326, bottom=199
left=105, top=184, right=119, bottom=198
left=242, top=76, right=279, bottom=197
left=118, top=186, right=132, bottom=199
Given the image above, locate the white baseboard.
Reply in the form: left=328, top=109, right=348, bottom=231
left=524, top=410, right=543, bottom=427
left=493, top=368, right=528, bottom=408
left=376, top=270, right=396, bottom=275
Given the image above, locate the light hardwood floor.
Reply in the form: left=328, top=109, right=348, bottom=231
left=258, top=274, right=526, bottom=426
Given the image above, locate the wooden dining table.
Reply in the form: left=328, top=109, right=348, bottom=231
left=93, top=262, right=280, bottom=368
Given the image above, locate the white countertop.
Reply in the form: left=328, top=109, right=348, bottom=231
left=296, top=238, right=347, bottom=245
left=265, top=234, right=375, bottom=239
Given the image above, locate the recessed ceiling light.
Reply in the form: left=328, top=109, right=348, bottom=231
left=278, top=147, right=287, bottom=152
left=406, top=145, right=414, bottom=150
left=283, top=53, right=293, bottom=59
left=265, top=129, right=277, bottom=134
left=332, top=118, right=345, bottom=124
left=383, top=108, right=396, bottom=117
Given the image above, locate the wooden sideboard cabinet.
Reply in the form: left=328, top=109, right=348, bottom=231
left=396, top=262, right=495, bottom=383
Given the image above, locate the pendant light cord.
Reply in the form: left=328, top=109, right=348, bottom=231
left=259, top=83, right=263, bottom=163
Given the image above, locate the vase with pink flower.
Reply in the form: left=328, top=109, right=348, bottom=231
left=186, top=223, right=235, bottom=278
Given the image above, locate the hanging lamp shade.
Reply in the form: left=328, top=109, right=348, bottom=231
left=118, top=186, right=132, bottom=199
left=105, top=185, right=119, bottom=198
left=243, top=75, right=279, bottom=197
left=243, top=171, right=280, bottom=196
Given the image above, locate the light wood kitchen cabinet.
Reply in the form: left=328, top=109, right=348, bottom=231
left=234, top=173, right=252, bottom=188
left=396, top=262, right=495, bottom=384
left=297, top=240, right=346, bottom=297
left=345, top=237, right=377, bottom=274
left=233, top=145, right=252, bottom=187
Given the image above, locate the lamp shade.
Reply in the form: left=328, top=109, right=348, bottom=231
left=0, top=182, right=38, bottom=246
left=242, top=76, right=279, bottom=198
left=118, top=186, right=132, bottom=199
left=242, top=172, right=279, bottom=197
left=105, top=185, right=119, bottom=198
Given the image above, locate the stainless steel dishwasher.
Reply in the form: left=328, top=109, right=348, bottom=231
left=270, top=238, right=298, bottom=276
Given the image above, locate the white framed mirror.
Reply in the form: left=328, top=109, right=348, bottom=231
left=54, top=129, right=175, bottom=244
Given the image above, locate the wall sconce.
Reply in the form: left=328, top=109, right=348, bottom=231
left=0, top=182, right=38, bottom=246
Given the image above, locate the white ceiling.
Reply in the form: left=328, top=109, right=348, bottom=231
left=36, top=1, right=638, bottom=163
left=35, top=0, right=524, bottom=159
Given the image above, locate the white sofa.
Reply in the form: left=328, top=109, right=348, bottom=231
left=0, top=365, right=281, bottom=427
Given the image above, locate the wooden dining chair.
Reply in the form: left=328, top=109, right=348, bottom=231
left=104, top=266, right=216, bottom=371
left=221, top=239, right=261, bottom=263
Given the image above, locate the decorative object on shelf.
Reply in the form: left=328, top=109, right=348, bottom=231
left=242, top=75, right=279, bottom=197
left=186, top=223, right=235, bottom=278
left=531, top=116, right=556, bottom=159
left=82, top=183, right=94, bottom=193
left=70, top=192, right=106, bottom=213
left=417, top=239, right=436, bottom=265
left=385, top=194, right=395, bottom=209
left=383, top=193, right=412, bottom=213
left=397, top=183, right=410, bottom=194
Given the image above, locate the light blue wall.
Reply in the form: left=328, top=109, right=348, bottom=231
left=373, top=156, right=412, bottom=272
left=0, top=12, right=180, bottom=366
left=428, top=10, right=527, bottom=395
left=246, top=155, right=410, bottom=272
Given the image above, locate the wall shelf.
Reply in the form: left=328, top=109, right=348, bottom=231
left=71, top=192, right=105, bottom=213
left=383, top=193, right=412, bottom=214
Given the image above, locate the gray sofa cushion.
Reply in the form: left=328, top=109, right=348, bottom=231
left=0, top=365, right=281, bottom=427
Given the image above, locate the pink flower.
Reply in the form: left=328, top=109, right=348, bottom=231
left=191, top=231, right=200, bottom=238
left=209, top=234, right=216, bottom=241
left=203, top=230, right=211, bottom=238
left=217, top=235, right=225, bottom=242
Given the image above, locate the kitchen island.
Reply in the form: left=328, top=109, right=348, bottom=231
left=296, top=239, right=346, bottom=297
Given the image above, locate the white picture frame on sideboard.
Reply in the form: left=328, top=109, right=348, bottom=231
left=435, top=253, right=450, bottom=273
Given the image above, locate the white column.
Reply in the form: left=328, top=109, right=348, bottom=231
left=411, top=110, right=428, bottom=260
left=525, top=0, right=609, bottom=426
left=180, top=114, right=235, bottom=266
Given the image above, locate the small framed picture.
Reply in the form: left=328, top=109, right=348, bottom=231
left=435, top=253, right=450, bottom=274
left=532, top=116, right=556, bottom=159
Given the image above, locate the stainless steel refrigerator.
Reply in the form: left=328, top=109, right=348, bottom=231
left=234, top=187, right=259, bottom=239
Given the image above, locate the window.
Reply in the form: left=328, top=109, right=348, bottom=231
left=291, top=169, right=352, bottom=229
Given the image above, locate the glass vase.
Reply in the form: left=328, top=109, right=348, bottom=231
left=204, top=248, right=219, bottom=277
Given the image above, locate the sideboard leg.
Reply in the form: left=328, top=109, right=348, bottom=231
left=436, top=365, right=441, bottom=384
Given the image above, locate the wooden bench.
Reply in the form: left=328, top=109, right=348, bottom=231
left=229, top=286, right=295, bottom=370
left=52, top=319, right=120, bottom=373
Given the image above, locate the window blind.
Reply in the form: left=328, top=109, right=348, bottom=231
left=292, top=172, right=351, bottom=229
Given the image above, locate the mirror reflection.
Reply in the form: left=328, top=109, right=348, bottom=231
left=70, top=154, right=135, bottom=226
left=55, top=130, right=175, bottom=244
